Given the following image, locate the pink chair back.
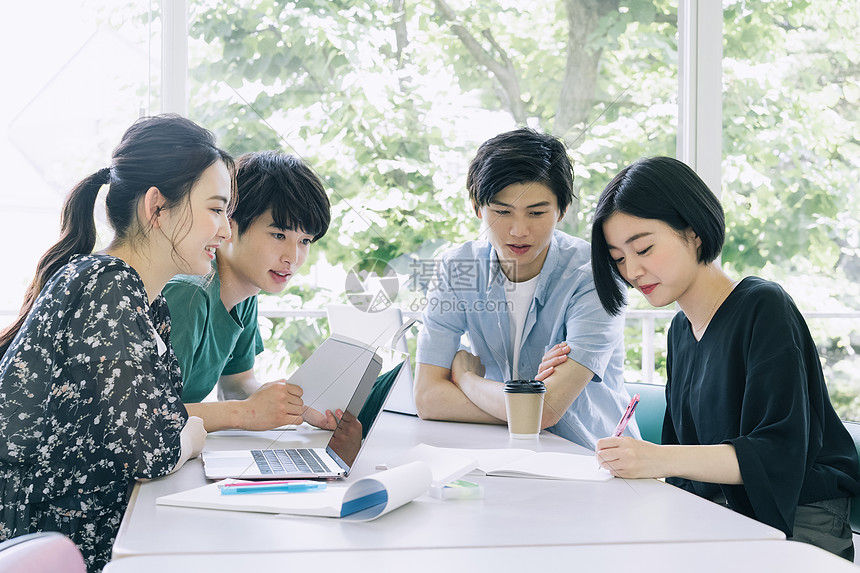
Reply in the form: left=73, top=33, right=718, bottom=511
left=0, top=532, right=87, bottom=573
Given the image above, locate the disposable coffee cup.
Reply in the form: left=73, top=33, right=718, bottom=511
left=503, top=379, right=546, bottom=439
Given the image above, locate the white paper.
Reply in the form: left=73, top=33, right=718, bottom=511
left=381, top=443, right=478, bottom=487
left=480, top=451, right=611, bottom=481
left=384, top=445, right=612, bottom=482
left=156, top=461, right=432, bottom=522
left=156, top=481, right=344, bottom=517
left=341, top=460, right=432, bottom=521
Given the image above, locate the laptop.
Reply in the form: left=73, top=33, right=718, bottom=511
left=202, top=347, right=408, bottom=480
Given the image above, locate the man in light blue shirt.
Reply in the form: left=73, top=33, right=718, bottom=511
left=414, top=128, right=638, bottom=448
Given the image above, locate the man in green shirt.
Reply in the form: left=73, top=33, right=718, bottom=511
left=164, top=151, right=336, bottom=431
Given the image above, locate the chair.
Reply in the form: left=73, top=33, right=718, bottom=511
left=624, top=382, right=667, bottom=444
left=326, top=303, right=408, bottom=352
left=0, top=532, right=86, bottom=573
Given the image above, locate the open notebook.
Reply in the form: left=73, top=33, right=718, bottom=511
left=203, top=347, right=408, bottom=480
left=381, top=443, right=612, bottom=482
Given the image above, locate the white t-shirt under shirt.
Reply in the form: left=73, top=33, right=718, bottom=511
left=505, top=274, right=540, bottom=380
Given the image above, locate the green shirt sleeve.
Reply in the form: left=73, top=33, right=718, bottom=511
left=162, top=278, right=212, bottom=402
left=221, top=295, right=264, bottom=376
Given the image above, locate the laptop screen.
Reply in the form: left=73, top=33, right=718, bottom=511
left=325, top=347, right=408, bottom=474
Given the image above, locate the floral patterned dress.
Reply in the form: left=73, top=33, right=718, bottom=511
left=0, top=254, right=187, bottom=572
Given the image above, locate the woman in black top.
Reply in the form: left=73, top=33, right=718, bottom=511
left=538, top=156, right=860, bottom=559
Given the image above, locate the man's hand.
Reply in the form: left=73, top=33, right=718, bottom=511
left=535, top=342, right=571, bottom=382
left=240, top=380, right=305, bottom=430
left=302, top=407, right=343, bottom=430
left=451, top=350, right=485, bottom=387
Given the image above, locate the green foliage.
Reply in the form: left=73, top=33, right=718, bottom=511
left=182, top=0, right=682, bottom=368
left=189, top=0, right=486, bottom=281
left=172, top=0, right=860, bottom=416
left=721, top=0, right=860, bottom=279
left=718, top=0, right=860, bottom=417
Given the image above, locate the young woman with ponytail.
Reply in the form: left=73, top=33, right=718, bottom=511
left=0, top=114, right=234, bottom=572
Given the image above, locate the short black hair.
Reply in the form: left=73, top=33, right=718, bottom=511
left=232, top=151, right=331, bottom=241
left=467, top=128, right=574, bottom=215
left=591, top=156, right=726, bottom=316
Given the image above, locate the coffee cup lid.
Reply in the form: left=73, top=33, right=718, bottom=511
left=503, top=379, right=546, bottom=394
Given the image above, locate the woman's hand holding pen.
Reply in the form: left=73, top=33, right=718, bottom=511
left=596, top=436, right=664, bottom=479
left=535, top=342, right=571, bottom=381
left=597, top=438, right=743, bottom=484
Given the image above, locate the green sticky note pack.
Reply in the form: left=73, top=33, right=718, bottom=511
left=429, top=479, right=484, bottom=500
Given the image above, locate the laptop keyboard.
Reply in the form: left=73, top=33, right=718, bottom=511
left=251, top=448, right=328, bottom=475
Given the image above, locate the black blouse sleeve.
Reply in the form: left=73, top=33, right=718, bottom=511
left=723, top=285, right=835, bottom=534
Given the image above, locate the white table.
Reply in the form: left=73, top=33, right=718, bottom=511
left=105, top=541, right=855, bottom=573
left=112, top=413, right=784, bottom=560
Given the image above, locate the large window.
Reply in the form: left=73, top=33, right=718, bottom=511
left=720, top=0, right=860, bottom=418
left=184, top=0, right=679, bottom=377
left=625, top=1, right=860, bottom=421
left=4, top=1, right=859, bottom=418
left=0, top=0, right=157, bottom=312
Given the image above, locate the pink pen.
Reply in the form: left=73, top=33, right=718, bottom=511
left=218, top=479, right=319, bottom=489
left=613, top=393, right=640, bottom=437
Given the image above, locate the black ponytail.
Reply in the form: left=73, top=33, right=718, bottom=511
left=0, top=170, right=107, bottom=355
